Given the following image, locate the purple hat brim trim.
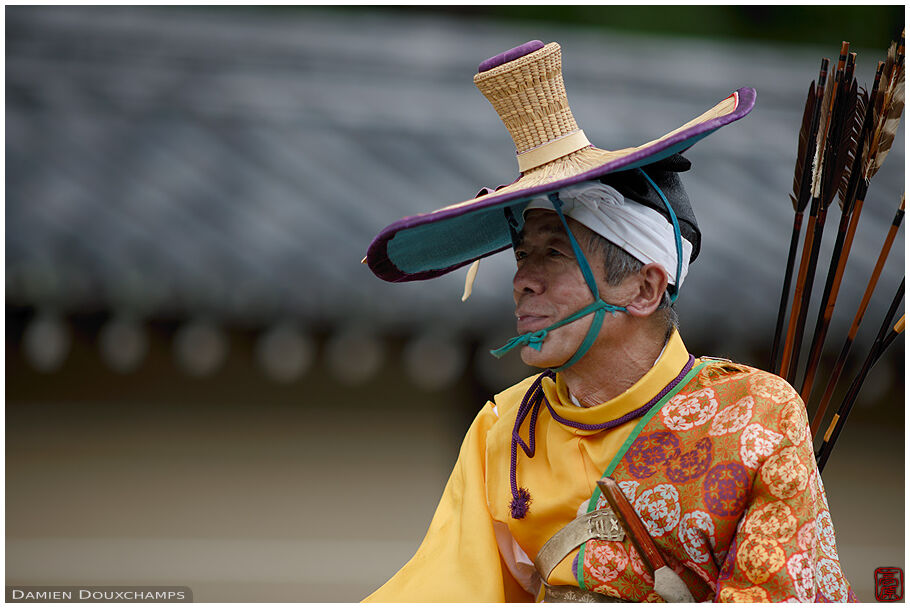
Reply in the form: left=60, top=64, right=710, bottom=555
left=367, top=88, right=756, bottom=283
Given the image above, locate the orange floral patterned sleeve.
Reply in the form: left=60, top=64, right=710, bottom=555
left=714, top=377, right=855, bottom=602
left=580, top=364, right=855, bottom=602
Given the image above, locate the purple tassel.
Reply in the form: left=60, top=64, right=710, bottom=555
left=510, top=487, right=532, bottom=519
left=509, top=372, right=551, bottom=520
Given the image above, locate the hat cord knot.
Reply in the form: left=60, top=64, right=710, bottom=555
left=490, top=330, right=548, bottom=358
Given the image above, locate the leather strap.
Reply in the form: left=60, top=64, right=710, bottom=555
left=543, top=583, right=629, bottom=603
left=534, top=507, right=624, bottom=583
left=517, top=130, right=591, bottom=172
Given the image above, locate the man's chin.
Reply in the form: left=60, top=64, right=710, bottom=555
left=520, top=345, right=569, bottom=369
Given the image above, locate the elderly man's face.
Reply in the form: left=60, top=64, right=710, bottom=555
left=513, top=209, right=633, bottom=368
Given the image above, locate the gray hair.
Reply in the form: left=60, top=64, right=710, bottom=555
left=585, top=232, right=679, bottom=338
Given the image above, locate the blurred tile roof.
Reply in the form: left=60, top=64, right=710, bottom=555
left=6, top=6, right=904, bottom=355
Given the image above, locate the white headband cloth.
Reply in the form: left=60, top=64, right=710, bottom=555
left=523, top=181, right=693, bottom=287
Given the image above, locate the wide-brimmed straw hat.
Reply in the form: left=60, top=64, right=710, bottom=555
left=366, top=40, right=755, bottom=283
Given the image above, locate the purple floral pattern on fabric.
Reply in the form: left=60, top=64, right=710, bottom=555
left=703, top=462, right=750, bottom=517
left=626, top=431, right=680, bottom=479
left=665, top=437, right=713, bottom=483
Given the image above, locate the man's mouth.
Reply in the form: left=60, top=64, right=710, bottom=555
left=516, top=313, right=550, bottom=333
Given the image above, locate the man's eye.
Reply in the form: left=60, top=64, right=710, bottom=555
left=515, top=250, right=527, bottom=261
left=548, top=248, right=564, bottom=257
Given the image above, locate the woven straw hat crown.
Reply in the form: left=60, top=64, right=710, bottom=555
left=474, top=41, right=590, bottom=172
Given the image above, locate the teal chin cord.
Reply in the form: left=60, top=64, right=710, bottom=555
left=490, top=168, right=684, bottom=373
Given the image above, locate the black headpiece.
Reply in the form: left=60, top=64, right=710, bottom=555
left=600, top=153, right=701, bottom=261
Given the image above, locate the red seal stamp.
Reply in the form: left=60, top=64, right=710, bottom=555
left=875, top=567, right=903, bottom=602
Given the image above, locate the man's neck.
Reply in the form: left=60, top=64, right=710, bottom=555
left=561, top=326, right=670, bottom=408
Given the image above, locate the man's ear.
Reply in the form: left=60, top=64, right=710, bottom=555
left=624, top=264, right=669, bottom=317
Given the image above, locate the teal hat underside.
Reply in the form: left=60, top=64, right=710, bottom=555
left=387, top=198, right=527, bottom=274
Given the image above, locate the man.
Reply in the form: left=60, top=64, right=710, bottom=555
left=363, top=40, right=854, bottom=602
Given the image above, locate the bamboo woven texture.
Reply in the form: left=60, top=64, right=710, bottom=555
left=473, top=42, right=579, bottom=154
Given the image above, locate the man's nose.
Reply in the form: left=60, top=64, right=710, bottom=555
left=513, top=260, right=545, bottom=296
